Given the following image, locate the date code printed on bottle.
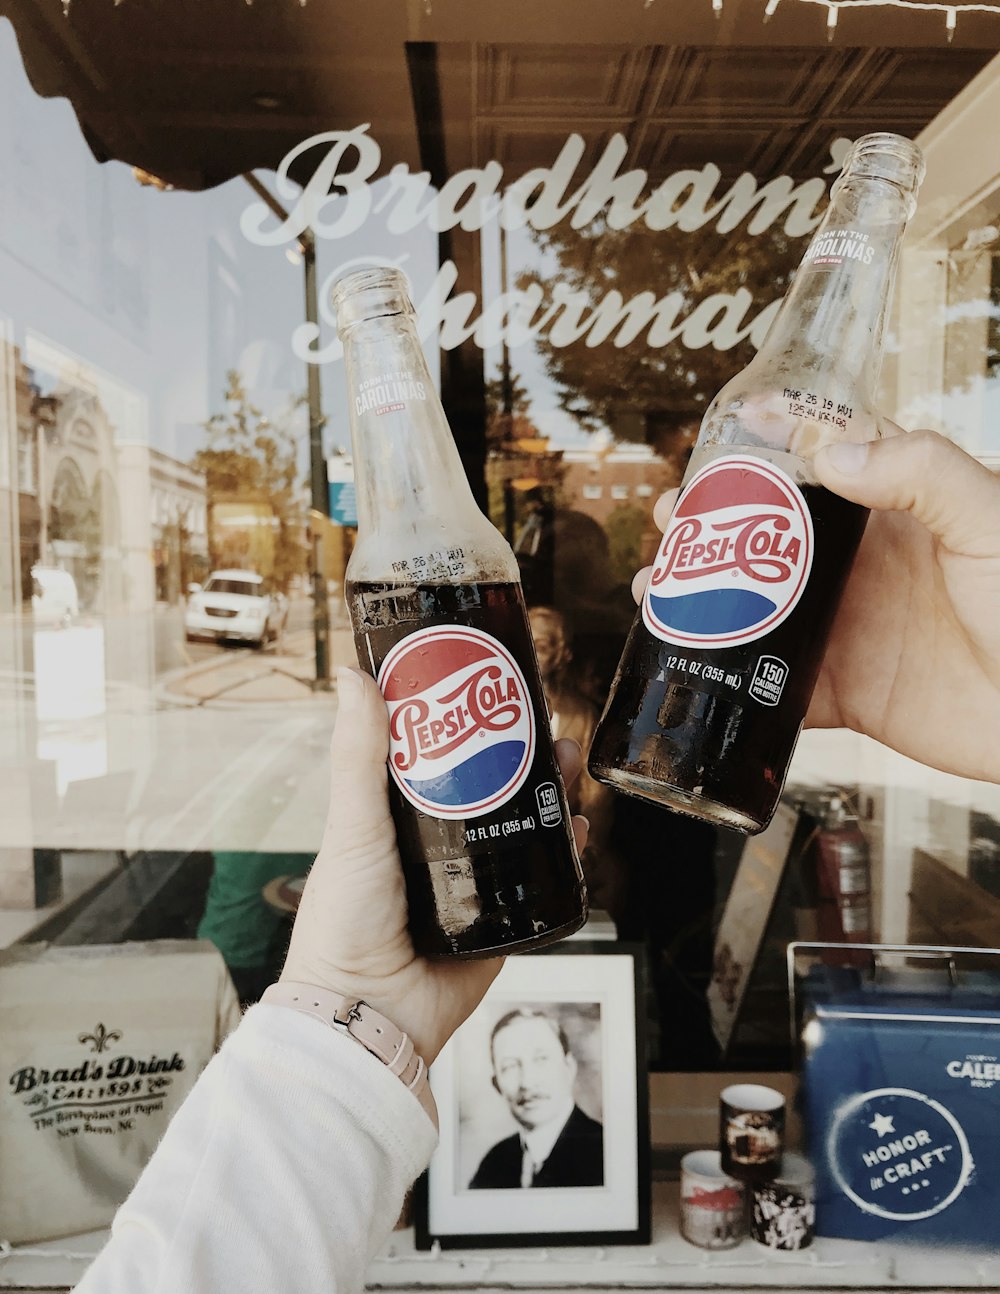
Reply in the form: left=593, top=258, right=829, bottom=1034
left=390, top=547, right=467, bottom=581
left=782, top=388, right=853, bottom=431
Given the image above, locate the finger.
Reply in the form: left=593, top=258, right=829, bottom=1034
left=572, top=814, right=590, bottom=856
left=814, top=429, right=1000, bottom=558
left=631, top=565, right=652, bottom=605
left=327, top=667, right=389, bottom=798
left=652, top=487, right=680, bottom=533
left=554, top=737, right=582, bottom=790
left=880, top=417, right=908, bottom=440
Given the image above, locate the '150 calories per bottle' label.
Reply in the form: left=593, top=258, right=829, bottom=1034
left=377, top=625, right=537, bottom=819
left=642, top=454, right=814, bottom=650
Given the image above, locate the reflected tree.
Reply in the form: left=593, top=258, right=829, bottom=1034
left=520, top=217, right=804, bottom=478
left=604, top=502, right=648, bottom=588
left=484, top=370, right=567, bottom=546
left=193, top=371, right=307, bottom=592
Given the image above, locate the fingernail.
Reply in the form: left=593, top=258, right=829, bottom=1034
left=824, top=441, right=869, bottom=474
left=336, top=666, right=367, bottom=708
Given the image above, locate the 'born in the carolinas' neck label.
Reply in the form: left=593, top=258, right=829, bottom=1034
left=642, top=454, right=815, bottom=649
left=377, top=625, right=536, bottom=819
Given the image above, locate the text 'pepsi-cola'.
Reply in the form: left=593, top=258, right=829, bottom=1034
left=333, top=268, right=587, bottom=959
left=590, top=133, right=926, bottom=834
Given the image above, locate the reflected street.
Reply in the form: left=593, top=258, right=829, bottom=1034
left=0, top=591, right=319, bottom=682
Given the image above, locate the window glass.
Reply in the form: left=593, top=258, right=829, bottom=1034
left=2, top=8, right=1000, bottom=1264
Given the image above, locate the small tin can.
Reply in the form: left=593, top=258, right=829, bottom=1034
left=750, top=1152, right=815, bottom=1250
left=679, top=1150, right=746, bottom=1249
left=719, top=1083, right=785, bottom=1181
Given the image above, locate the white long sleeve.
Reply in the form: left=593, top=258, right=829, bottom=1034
left=73, top=1003, right=437, bottom=1294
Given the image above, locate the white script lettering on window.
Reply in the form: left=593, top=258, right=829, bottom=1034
left=240, top=125, right=850, bottom=364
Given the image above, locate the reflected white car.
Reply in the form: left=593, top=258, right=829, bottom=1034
left=184, top=570, right=287, bottom=648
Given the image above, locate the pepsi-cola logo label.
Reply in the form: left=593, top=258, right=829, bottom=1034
left=643, top=455, right=814, bottom=648
left=377, top=625, right=536, bottom=820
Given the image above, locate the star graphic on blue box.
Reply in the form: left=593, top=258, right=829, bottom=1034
left=868, top=1111, right=895, bottom=1137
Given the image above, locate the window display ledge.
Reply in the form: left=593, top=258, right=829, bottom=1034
left=5, top=1181, right=999, bottom=1293
left=0, top=1229, right=105, bottom=1291
left=369, top=1181, right=999, bottom=1290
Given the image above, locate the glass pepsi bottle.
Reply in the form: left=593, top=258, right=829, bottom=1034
left=334, top=267, right=587, bottom=958
left=589, top=133, right=925, bottom=834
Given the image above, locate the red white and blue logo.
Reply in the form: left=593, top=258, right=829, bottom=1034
left=377, top=625, right=536, bottom=820
left=643, top=455, right=814, bottom=649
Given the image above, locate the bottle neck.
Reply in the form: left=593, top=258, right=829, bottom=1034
left=753, top=174, right=913, bottom=394
left=343, top=315, right=480, bottom=537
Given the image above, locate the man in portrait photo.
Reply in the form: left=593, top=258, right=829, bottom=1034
left=468, top=1008, right=604, bottom=1189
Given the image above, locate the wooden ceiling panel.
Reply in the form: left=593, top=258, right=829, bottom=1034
left=635, top=121, right=789, bottom=180
left=475, top=121, right=625, bottom=175
left=473, top=44, right=996, bottom=185
left=835, top=49, right=995, bottom=113
left=651, top=47, right=850, bottom=117
left=478, top=44, right=654, bottom=119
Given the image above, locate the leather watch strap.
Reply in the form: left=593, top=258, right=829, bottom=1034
left=261, top=981, right=438, bottom=1130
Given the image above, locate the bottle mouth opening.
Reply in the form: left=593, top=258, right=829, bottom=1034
left=332, top=266, right=414, bottom=334
left=837, top=132, right=926, bottom=193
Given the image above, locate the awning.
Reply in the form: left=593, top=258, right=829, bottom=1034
left=0, top=0, right=997, bottom=192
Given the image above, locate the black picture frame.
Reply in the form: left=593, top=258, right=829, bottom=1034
left=414, top=940, right=650, bottom=1249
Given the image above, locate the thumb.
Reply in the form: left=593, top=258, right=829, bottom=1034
left=327, top=666, right=389, bottom=807
left=813, top=428, right=1000, bottom=558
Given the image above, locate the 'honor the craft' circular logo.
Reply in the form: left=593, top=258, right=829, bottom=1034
left=828, top=1087, right=973, bottom=1222
left=643, top=455, right=814, bottom=649
left=377, top=625, right=535, bottom=820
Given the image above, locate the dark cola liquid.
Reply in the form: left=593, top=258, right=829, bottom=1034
left=589, top=481, right=869, bottom=834
left=348, top=579, right=587, bottom=958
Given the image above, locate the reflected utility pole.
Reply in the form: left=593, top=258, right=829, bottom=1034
left=499, top=220, right=515, bottom=544
left=302, top=230, right=330, bottom=688
left=242, top=174, right=329, bottom=689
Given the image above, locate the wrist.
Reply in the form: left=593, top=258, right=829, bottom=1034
left=277, top=964, right=443, bottom=1066
left=263, top=980, right=438, bottom=1129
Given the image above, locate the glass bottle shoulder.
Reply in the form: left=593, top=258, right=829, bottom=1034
left=346, top=510, right=519, bottom=586
left=697, top=361, right=882, bottom=467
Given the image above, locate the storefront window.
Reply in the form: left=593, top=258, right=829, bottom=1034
left=2, top=1, right=1000, bottom=1276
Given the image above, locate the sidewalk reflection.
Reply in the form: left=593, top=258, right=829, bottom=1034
left=33, top=623, right=108, bottom=798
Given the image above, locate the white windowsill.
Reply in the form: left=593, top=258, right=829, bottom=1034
left=4, top=1181, right=998, bottom=1293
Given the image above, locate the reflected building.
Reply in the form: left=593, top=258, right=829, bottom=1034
left=8, top=344, right=126, bottom=614
left=149, top=448, right=208, bottom=604
left=3, top=339, right=209, bottom=616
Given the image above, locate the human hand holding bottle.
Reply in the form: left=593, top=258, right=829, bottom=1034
left=281, top=668, right=590, bottom=1066
left=807, top=425, right=1000, bottom=782
left=636, top=426, right=1000, bottom=785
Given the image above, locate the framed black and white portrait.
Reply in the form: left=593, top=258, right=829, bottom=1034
left=415, top=942, right=649, bottom=1248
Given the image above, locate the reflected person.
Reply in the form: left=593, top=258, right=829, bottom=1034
left=528, top=606, right=623, bottom=920
left=469, top=1009, right=604, bottom=1189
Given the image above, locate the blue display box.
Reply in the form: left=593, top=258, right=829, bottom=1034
left=800, top=960, right=1000, bottom=1248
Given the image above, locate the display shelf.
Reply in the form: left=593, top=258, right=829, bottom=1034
left=3, top=1182, right=998, bottom=1292
left=369, top=1180, right=1000, bottom=1290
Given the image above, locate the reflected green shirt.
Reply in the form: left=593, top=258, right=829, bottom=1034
left=197, top=851, right=311, bottom=969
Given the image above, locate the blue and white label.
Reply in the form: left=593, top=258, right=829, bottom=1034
left=643, top=455, right=814, bottom=649
left=827, top=1087, right=973, bottom=1222
left=378, top=625, right=536, bottom=820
